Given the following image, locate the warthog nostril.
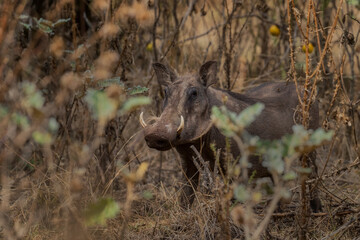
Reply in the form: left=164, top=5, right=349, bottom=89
left=144, top=135, right=151, bottom=144
left=156, top=139, right=168, bottom=146
left=144, top=134, right=171, bottom=150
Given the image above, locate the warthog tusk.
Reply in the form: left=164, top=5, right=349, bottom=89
left=139, top=112, right=147, bottom=128
left=177, top=115, right=184, bottom=134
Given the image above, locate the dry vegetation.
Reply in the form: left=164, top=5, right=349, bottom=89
left=0, top=0, right=360, bottom=239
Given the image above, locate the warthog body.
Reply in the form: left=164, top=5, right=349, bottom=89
left=141, top=61, right=321, bottom=211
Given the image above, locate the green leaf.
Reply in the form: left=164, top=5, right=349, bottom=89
left=236, top=102, right=264, bottom=128
left=35, top=18, right=54, bottom=34
left=19, top=15, right=30, bottom=20
left=234, top=184, right=250, bottom=203
left=142, top=190, right=153, bottom=200
left=306, top=128, right=334, bottom=146
left=38, top=23, right=53, bottom=33
left=52, top=18, right=71, bottom=27
left=85, top=89, right=117, bottom=122
left=211, top=106, right=235, bottom=137
left=21, top=17, right=69, bottom=33
left=128, top=86, right=149, bottom=95
left=282, top=125, right=309, bottom=156
left=84, top=198, right=120, bottom=226
left=32, top=131, right=53, bottom=145
left=20, top=22, right=32, bottom=30
left=261, top=142, right=285, bottom=174
left=281, top=189, right=291, bottom=199
left=70, top=61, right=76, bottom=71
left=120, top=96, right=151, bottom=114
left=21, top=82, right=45, bottom=110
left=48, top=118, right=59, bottom=133
left=0, top=105, right=8, bottom=119
left=11, top=113, right=30, bottom=129
left=296, top=167, right=312, bottom=174
left=347, top=0, right=359, bottom=5
left=211, top=103, right=264, bottom=137
left=37, top=18, right=53, bottom=26
left=283, top=171, right=297, bottom=181
left=97, top=76, right=124, bottom=88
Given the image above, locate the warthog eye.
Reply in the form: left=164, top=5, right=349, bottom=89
left=163, top=87, right=169, bottom=107
left=187, top=87, right=198, bottom=100
left=164, top=87, right=169, bottom=97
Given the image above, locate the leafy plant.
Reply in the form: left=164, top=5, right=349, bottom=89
left=97, top=77, right=125, bottom=88
left=211, top=103, right=334, bottom=238
left=120, top=96, right=151, bottom=114
left=211, top=102, right=265, bottom=137
left=253, top=125, right=334, bottom=175
left=85, top=89, right=118, bottom=122
left=32, top=130, right=53, bottom=145
left=11, top=112, right=30, bottom=129
left=19, top=16, right=71, bottom=34
left=20, top=82, right=45, bottom=111
left=84, top=198, right=120, bottom=226
left=128, top=86, right=149, bottom=95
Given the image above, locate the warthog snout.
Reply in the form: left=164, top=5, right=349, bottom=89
left=141, top=112, right=184, bottom=151
left=144, top=134, right=171, bottom=150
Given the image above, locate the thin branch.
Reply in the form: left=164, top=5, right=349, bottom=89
left=160, top=0, right=198, bottom=61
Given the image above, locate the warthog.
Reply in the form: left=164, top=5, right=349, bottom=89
left=140, top=61, right=321, bottom=212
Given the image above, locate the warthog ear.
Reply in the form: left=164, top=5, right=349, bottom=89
left=199, top=61, right=218, bottom=87
left=152, top=63, right=177, bottom=86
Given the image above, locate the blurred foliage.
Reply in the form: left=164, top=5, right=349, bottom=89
left=11, top=112, right=30, bottom=130
left=120, top=96, right=151, bottom=114
left=0, top=0, right=358, bottom=239
left=48, top=118, right=59, bottom=133
left=32, top=130, right=53, bottom=145
left=234, top=184, right=250, bottom=203
left=254, top=125, right=334, bottom=174
left=211, top=103, right=265, bottom=137
left=20, top=82, right=45, bottom=111
left=20, top=15, right=71, bottom=34
left=84, top=198, right=120, bottom=226
left=97, top=77, right=124, bottom=88
left=128, top=86, right=149, bottom=95
left=211, top=103, right=334, bottom=188
left=142, top=190, right=153, bottom=200
left=0, top=105, right=8, bottom=119
left=122, top=162, right=149, bottom=183
left=85, top=89, right=118, bottom=121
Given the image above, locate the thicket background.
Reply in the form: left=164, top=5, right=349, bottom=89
left=0, top=0, right=359, bottom=239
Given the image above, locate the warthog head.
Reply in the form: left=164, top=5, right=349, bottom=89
left=140, top=61, right=218, bottom=150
